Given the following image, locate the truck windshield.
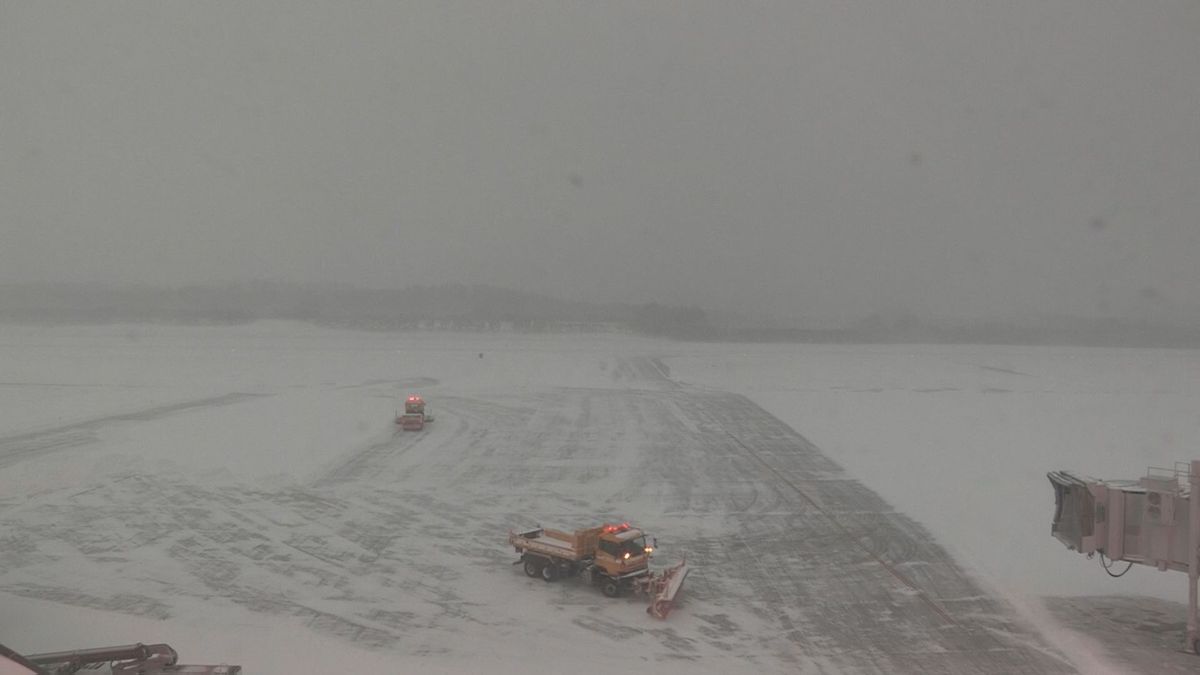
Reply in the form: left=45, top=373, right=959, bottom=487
left=620, top=537, right=647, bottom=557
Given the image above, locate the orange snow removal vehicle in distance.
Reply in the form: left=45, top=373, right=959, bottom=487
left=395, top=394, right=432, bottom=431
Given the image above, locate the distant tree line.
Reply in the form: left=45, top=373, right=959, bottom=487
left=630, top=303, right=714, bottom=340
left=2, top=282, right=1199, bottom=347
left=0, top=282, right=715, bottom=339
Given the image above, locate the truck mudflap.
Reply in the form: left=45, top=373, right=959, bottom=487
left=637, top=559, right=690, bottom=619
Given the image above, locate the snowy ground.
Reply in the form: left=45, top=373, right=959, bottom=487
left=0, top=322, right=1197, bottom=673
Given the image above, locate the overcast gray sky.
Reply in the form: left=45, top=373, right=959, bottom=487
left=2, top=2, right=1197, bottom=324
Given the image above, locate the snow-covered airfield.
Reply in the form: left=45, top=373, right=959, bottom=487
left=1, top=322, right=1198, bottom=674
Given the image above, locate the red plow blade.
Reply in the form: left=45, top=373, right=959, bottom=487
left=643, top=559, right=690, bottom=619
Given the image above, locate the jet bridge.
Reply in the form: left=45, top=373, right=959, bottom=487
left=1048, top=460, right=1200, bottom=654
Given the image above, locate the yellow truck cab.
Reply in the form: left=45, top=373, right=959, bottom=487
left=592, top=523, right=652, bottom=579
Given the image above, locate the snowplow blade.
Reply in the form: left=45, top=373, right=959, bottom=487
left=396, top=413, right=425, bottom=430
left=647, top=560, right=690, bottom=619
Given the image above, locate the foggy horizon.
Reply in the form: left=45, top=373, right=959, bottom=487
left=3, top=2, right=1198, bottom=327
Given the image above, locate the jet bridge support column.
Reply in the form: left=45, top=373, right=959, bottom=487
left=1189, top=460, right=1199, bottom=653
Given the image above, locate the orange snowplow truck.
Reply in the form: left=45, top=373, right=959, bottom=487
left=509, top=522, right=653, bottom=597
left=395, top=395, right=431, bottom=431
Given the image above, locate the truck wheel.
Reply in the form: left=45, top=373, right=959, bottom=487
left=523, top=559, right=542, bottom=578
left=541, top=565, right=559, bottom=582
left=601, top=580, right=621, bottom=598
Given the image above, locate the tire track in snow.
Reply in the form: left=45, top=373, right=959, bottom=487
left=633, top=388, right=1076, bottom=673
left=0, top=363, right=1128, bottom=670
left=0, top=393, right=269, bottom=468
